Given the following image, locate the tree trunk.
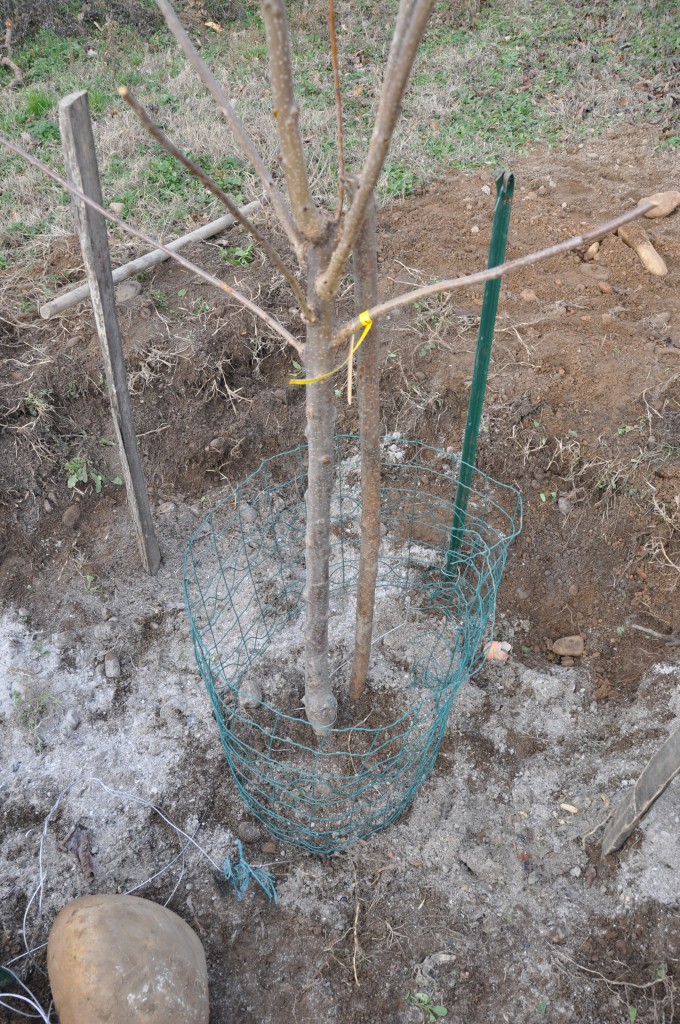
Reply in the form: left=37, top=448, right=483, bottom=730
left=349, top=196, right=381, bottom=700
left=302, top=242, right=338, bottom=735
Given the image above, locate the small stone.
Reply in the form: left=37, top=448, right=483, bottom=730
left=585, top=241, right=600, bottom=260
left=520, top=288, right=538, bottom=302
left=557, top=496, right=572, bottom=516
left=239, top=677, right=262, bottom=708
left=109, top=201, right=125, bottom=216
left=618, top=224, right=667, bottom=276
left=62, top=505, right=81, bottom=529
left=207, top=437, right=228, bottom=454
left=548, top=928, right=565, bottom=944
left=237, top=822, right=261, bottom=844
left=54, top=630, right=76, bottom=651
left=570, top=866, right=582, bottom=878
left=115, top=279, right=142, bottom=303
left=104, top=652, right=121, bottom=679
left=158, top=501, right=176, bottom=515
left=537, top=184, right=546, bottom=195
left=568, top=584, right=579, bottom=597
left=48, top=491, right=57, bottom=504
left=61, top=709, right=81, bottom=734
left=470, top=225, right=479, bottom=235
left=638, top=190, right=680, bottom=219
left=239, top=505, right=257, bottom=526
left=524, top=191, right=538, bottom=201
left=43, top=499, right=53, bottom=512
left=47, top=894, right=209, bottom=1024
left=598, top=281, right=613, bottom=294
left=552, top=635, right=585, bottom=657
left=481, top=184, right=491, bottom=196
left=561, top=657, right=575, bottom=667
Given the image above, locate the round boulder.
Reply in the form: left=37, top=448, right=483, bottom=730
left=47, top=894, right=209, bottom=1024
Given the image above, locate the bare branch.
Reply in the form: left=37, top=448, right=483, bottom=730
left=0, top=133, right=304, bottom=356
left=349, top=191, right=381, bottom=701
left=383, top=0, right=417, bottom=80
left=316, top=0, right=434, bottom=299
left=119, top=86, right=314, bottom=321
left=332, top=202, right=655, bottom=349
left=328, top=0, right=345, bottom=221
left=260, top=0, right=326, bottom=241
left=154, top=0, right=302, bottom=255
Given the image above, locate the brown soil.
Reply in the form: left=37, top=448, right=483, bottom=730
left=1, top=129, right=679, bottom=1023
left=3, top=130, right=679, bottom=695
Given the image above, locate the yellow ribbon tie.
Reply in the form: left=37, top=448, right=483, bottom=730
left=289, top=310, right=373, bottom=386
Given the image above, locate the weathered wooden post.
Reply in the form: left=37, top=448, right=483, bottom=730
left=59, top=90, right=161, bottom=575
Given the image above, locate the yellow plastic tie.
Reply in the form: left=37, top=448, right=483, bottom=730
left=289, top=311, right=373, bottom=386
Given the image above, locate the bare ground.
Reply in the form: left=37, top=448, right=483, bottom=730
left=1, top=132, right=680, bottom=1023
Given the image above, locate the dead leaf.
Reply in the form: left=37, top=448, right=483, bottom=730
left=204, top=20, right=224, bottom=32
left=60, top=823, right=95, bottom=881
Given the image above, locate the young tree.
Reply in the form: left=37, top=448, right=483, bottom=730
left=0, top=0, right=651, bottom=735
left=151, top=0, right=437, bottom=734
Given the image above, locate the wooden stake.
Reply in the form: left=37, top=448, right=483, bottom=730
left=39, top=201, right=261, bottom=320
left=59, top=91, right=161, bottom=575
left=602, top=726, right=680, bottom=856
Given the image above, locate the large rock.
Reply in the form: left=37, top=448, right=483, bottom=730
left=47, top=894, right=209, bottom=1024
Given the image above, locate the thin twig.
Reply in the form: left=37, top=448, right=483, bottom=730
left=119, top=86, right=314, bottom=321
left=351, top=859, right=362, bottom=987
left=317, top=0, right=434, bottom=299
left=154, top=0, right=302, bottom=255
left=328, top=0, right=345, bottom=220
left=260, top=0, right=325, bottom=240
left=556, top=952, right=673, bottom=991
left=0, top=133, right=304, bottom=357
left=629, top=623, right=680, bottom=645
left=332, top=202, right=655, bottom=348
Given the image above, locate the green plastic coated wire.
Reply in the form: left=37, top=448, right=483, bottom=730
left=184, top=436, right=521, bottom=853
left=446, top=171, right=514, bottom=573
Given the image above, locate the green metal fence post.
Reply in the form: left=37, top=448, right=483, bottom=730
left=445, top=170, right=514, bottom=575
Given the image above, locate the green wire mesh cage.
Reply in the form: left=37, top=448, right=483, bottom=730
left=184, top=435, right=522, bottom=853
